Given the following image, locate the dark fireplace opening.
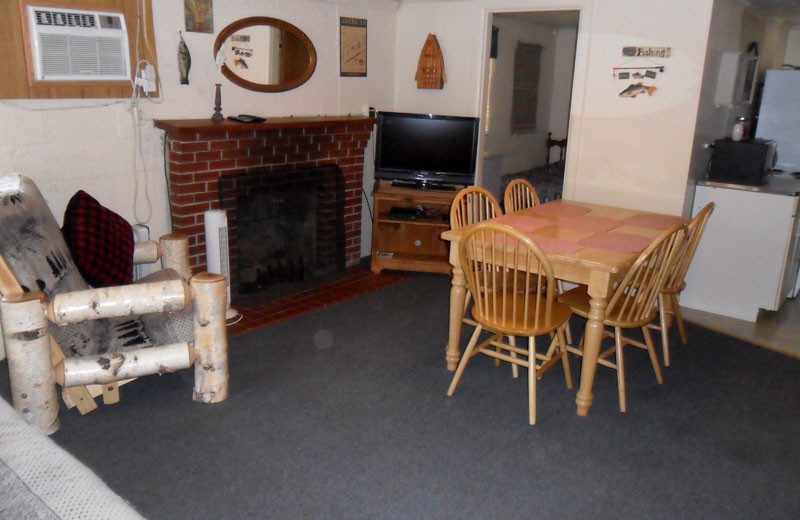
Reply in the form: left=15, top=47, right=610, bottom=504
left=218, top=165, right=346, bottom=306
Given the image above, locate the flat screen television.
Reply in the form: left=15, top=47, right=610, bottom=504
left=374, top=111, right=480, bottom=187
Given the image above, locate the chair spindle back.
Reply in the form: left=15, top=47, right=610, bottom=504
left=459, top=223, right=557, bottom=333
left=503, top=179, right=541, bottom=213
left=606, top=223, right=687, bottom=326
left=450, top=186, right=502, bottom=230
left=662, top=203, right=714, bottom=293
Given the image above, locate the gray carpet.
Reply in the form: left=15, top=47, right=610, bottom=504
left=3, top=274, right=800, bottom=519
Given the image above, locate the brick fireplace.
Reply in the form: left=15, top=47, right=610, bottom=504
left=154, top=116, right=374, bottom=272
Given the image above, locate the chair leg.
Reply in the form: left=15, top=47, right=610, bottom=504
left=642, top=326, right=664, bottom=385
left=556, top=325, right=573, bottom=389
left=528, top=336, right=537, bottom=425
left=447, top=325, right=483, bottom=396
left=658, top=293, right=671, bottom=367
left=445, top=289, right=475, bottom=354
left=614, top=327, right=627, bottom=413
left=557, top=280, right=573, bottom=345
left=1, top=293, right=60, bottom=434
left=191, top=273, right=230, bottom=403
left=670, top=293, right=688, bottom=345
left=508, top=335, right=519, bottom=379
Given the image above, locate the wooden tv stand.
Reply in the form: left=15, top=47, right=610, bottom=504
left=370, top=180, right=462, bottom=274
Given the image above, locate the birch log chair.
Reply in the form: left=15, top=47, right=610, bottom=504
left=557, top=223, right=687, bottom=412
left=649, top=202, right=714, bottom=366
left=0, top=174, right=229, bottom=434
left=446, top=222, right=573, bottom=425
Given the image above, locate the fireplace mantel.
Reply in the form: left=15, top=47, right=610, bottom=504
left=154, top=115, right=375, bottom=272
left=154, top=116, right=375, bottom=135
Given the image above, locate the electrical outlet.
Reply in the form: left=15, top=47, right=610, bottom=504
left=142, top=64, right=156, bottom=93
left=135, top=64, right=157, bottom=93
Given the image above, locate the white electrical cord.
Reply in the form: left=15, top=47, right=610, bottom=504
left=127, top=0, right=167, bottom=225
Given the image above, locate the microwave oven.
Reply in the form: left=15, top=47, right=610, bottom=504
left=708, top=138, right=776, bottom=185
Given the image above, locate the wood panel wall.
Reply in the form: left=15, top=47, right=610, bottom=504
left=1, top=0, right=157, bottom=99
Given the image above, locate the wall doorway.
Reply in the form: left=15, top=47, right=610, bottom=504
left=481, top=10, right=579, bottom=206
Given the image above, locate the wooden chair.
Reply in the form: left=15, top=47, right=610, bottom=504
left=448, top=186, right=503, bottom=356
left=558, top=222, right=686, bottom=412
left=503, top=178, right=541, bottom=213
left=0, top=174, right=229, bottom=434
left=450, top=185, right=502, bottom=229
left=502, top=178, right=571, bottom=344
left=546, top=132, right=567, bottom=164
left=651, top=203, right=715, bottom=366
left=447, top=222, right=573, bottom=425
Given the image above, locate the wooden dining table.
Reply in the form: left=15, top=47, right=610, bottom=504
left=440, top=199, right=686, bottom=416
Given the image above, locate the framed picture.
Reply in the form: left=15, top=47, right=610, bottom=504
left=185, top=0, right=213, bottom=34
left=340, top=17, right=367, bottom=77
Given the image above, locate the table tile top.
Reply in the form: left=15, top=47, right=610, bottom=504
left=442, top=199, right=687, bottom=275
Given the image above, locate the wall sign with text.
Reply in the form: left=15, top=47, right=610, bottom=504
left=614, top=46, right=670, bottom=98
left=340, top=17, right=367, bottom=77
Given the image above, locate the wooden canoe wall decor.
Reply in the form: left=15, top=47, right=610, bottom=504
left=416, top=33, right=446, bottom=89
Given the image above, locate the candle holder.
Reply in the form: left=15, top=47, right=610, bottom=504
left=211, top=83, right=224, bottom=121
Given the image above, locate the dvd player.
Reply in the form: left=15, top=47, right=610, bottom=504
left=388, top=207, right=419, bottom=221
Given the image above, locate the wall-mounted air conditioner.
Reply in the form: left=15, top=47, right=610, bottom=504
left=25, top=5, right=131, bottom=82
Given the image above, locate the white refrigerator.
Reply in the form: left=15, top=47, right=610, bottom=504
left=756, top=69, right=800, bottom=173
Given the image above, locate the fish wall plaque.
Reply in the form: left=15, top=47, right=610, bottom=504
left=178, top=32, right=191, bottom=85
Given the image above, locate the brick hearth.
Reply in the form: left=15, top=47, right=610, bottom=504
left=154, top=116, right=374, bottom=271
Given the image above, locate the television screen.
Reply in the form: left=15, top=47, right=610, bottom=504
left=374, top=111, right=479, bottom=187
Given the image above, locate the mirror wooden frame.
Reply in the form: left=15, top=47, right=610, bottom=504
left=213, top=17, right=317, bottom=93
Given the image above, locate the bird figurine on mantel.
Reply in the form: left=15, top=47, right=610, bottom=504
left=415, top=33, right=446, bottom=89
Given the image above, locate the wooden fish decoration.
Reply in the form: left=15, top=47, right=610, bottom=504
left=178, top=32, right=191, bottom=85
left=619, top=82, right=656, bottom=98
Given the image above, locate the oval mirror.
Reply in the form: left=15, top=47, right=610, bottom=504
left=214, top=17, right=317, bottom=92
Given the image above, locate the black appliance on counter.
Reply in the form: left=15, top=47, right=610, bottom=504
left=708, top=138, right=776, bottom=186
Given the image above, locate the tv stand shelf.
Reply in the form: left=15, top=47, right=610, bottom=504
left=370, top=180, right=462, bottom=274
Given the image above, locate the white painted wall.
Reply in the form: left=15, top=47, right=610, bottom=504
left=0, top=0, right=397, bottom=252
left=394, top=0, right=714, bottom=216
left=566, top=0, right=713, bottom=215
left=785, top=26, right=800, bottom=66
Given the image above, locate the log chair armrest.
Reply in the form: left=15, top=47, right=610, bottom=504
left=46, top=279, right=191, bottom=325
left=158, top=233, right=191, bottom=280
left=132, top=240, right=161, bottom=265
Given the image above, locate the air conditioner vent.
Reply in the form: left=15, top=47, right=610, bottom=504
left=34, top=9, right=96, bottom=29
left=27, top=5, right=130, bottom=82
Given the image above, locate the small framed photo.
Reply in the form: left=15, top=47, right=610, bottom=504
left=340, top=17, right=367, bottom=77
left=185, top=0, right=214, bottom=34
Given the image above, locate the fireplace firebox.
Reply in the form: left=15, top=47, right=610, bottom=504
left=218, top=165, right=345, bottom=303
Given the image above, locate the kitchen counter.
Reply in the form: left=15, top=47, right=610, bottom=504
left=682, top=178, right=800, bottom=321
left=699, top=170, right=800, bottom=196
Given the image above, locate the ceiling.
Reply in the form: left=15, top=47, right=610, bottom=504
left=395, top=0, right=800, bottom=23
left=744, top=0, right=800, bottom=23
